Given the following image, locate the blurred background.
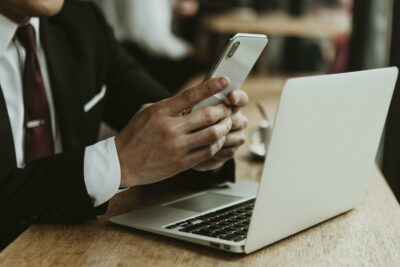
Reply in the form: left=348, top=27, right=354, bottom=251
left=89, top=0, right=400, bottom=201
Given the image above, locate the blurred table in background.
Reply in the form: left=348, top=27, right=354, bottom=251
left=202, top=9, right=351, bottom=39
left=1, top=76, right=400, bottom=266
left=200, top=9, right=352, bottom=74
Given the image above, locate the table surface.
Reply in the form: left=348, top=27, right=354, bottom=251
left=202, top=9, right=351, bottom=39
left=1, top=76, right=400, bottom=267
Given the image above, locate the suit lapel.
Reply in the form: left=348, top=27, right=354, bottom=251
left=40, top=18, right=84, bottom=151
left=0, top=86, right=17, bottom=169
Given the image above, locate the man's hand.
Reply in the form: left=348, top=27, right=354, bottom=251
left=192, top=90, right=249, bottom=171
left=115, top=77, right=233, bottom=188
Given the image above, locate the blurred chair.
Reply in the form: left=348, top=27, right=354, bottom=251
left=329, top=34, right=350, bottom=74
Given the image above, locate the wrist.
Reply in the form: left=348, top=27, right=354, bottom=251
left=119, top=169, right=139, bottom=188
left=115, top=135, right=129, bottom=188
left=116, top=157, right=132, bottom=188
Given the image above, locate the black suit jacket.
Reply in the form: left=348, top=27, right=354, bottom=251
left=0, top=1, right=234, bottom=249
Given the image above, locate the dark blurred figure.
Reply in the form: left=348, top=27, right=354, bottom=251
left=284, top=0, right=352, bottom=73
left=382, top=0, right=400, bottom=201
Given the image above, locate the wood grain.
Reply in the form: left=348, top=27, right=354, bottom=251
left=1, top=76, right=399, bottom=267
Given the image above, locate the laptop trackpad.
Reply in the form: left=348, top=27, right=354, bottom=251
left=165, top=192, right=242, bottom=212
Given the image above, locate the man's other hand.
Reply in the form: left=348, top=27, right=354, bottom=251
left=192, top=90, right=249, bottom=171
left=116, top=77, right=233, bottom=188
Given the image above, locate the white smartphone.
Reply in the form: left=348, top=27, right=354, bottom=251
left=191, top=33, right=268, bottom=112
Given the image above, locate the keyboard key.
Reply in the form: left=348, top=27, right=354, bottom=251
left=218, top=221, right=231, bottom=227
left=224, top=227, right=237, bottom=233
left=208, top=217, right=222, bottom=223
left=198, top=228, right=225, bottom=238
left=197, top=212, right=216, bottom=220
left=180, top=225, right=200, bottom=232
left=192, top=227, right=212, bottom=235
left=236, top=229, right=248, bottom=235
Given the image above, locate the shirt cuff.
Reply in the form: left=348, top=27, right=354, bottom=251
left=84, top=137, right=121, bottom=207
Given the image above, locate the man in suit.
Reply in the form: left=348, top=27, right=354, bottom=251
left=0, top=0, right=249, bottom=249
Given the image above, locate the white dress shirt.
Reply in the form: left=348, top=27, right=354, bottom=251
left=91, top=0, right=192, bottom=60
left=0, top=14, right=121, bottom=207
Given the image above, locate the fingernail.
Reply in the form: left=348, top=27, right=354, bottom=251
left=215, top=77, right=228, bottom=89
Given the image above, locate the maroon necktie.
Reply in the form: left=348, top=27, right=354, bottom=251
left=17, top=24, right=54, bottom=163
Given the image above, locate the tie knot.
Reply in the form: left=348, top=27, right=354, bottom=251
left=16, top=24, right=37, bottom=52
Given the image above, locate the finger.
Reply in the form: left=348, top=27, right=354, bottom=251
left=180, top=104, right=232, bottom=132
left=214, top=147, right=238, bottom=161
left=231, top=112, right=248, bottom=131
left=139, top=103, right=153, bottom=112
left=185, top=117, right=232, bottom=149
left=223, top=131, right=246, bottom=147
left=162, top=77, right=230, bottom=115
left=192, top=157, right=225, bottom=172
left=183, top=137, right=226, bottom=168
left=192, top=132, right=245, bottom=170
left=228, top=90, right=249, bottom=108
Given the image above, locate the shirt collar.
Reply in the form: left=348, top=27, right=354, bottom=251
left=0, top=13, right=17, bottom=58
left=0, top=14, right=41, bottom=58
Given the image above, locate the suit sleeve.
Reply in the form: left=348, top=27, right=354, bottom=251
left=0, top=149, right=99, bottom=249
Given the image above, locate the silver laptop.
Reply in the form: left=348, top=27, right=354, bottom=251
left=110, top=68, right=398, bottom=254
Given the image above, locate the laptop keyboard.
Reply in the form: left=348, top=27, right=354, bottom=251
left=164, top=199, right=255, bottom=242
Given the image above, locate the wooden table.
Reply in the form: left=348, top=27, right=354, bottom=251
left=1, top=76, right=400, bottom=266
